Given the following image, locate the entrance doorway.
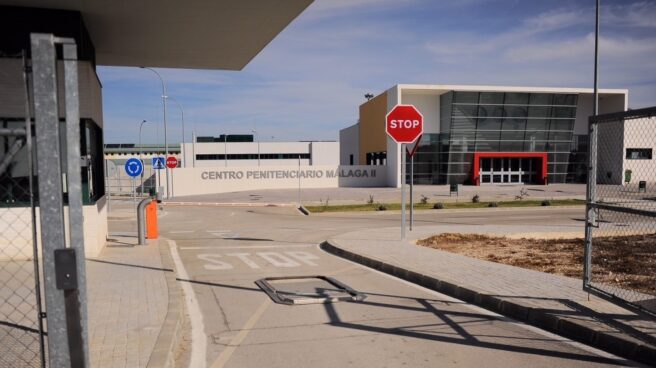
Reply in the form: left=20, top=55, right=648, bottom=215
left=479, top=157, right=537, bottom=184
left=473, top=152, right=548, bottom=185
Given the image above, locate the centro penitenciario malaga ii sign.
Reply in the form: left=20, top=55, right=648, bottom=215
left=200, top=168, right=377, bottom=180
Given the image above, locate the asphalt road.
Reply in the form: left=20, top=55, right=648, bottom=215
left=159, top=205, right=637, bottom=367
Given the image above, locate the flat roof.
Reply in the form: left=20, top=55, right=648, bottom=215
left=1, top=0, right=313, bottom=69
left=395, top=84, right=628, bottom=95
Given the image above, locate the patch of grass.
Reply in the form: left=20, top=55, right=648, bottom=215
left=304, top=198, right=585, bottom=213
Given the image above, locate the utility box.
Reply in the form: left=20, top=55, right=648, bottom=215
left=146, top=201, right=158, bottom=239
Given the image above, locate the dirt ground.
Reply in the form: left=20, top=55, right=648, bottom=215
left=417, top=233, right=656, bottom=296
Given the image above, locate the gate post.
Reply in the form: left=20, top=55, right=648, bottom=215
left=31, top=33, right=88, bottom=367
left=31, top=32, right=73, bottom=368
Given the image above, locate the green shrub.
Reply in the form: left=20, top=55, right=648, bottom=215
left=376, top=203, right=388, bottom=211
left=541, top=199, right=551, bottom=206
left=433, top=202, right=445, bottom=209
left=367, top=194, right=374, bottom=204
left=420, top=194, right=429, bottom=204
left=488, top=202, right=498, bottom=207
left=472, top=194, right=480, bottom=203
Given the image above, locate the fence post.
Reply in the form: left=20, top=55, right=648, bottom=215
left=63, top=40, right=89, bottom=367
left=31, top=33, right=73, bottom=368
left=583, top=116, right=598, bottom=288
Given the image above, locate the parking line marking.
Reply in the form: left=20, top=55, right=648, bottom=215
left=210, top=298, right=271, bottom=368
left=169, top=230, right=194, bottom=234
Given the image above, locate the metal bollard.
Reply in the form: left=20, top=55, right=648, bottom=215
left=137, top=197, right=152, bottom=245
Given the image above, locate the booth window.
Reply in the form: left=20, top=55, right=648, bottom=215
left=626, top=148, right=652, bottom=160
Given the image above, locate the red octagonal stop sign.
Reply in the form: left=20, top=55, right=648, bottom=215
left=166, top=156, right=178, bottom=169
left=386, top=104, right=423, bottom=144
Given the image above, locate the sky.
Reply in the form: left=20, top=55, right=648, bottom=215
left=99, top=0, right=656, bottom=144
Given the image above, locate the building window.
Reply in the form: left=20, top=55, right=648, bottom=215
left=365, top=151, right=386, bottom=165
left=626, top=148, right=652, bottom=160
left=196, top=153, right=310, bottom=160
left=349, top=154, right=354, bottom=165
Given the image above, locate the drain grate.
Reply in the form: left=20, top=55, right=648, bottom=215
left=255, top=276, right=366, bottom=305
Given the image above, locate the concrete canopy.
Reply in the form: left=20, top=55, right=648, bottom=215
left=1, top=0, right=313, bottom=69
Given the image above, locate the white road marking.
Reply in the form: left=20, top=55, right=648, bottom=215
left=256, top=252, right=300, bottom=267
left=285, top=251, right=319, bottom=266
left=168, top=239, right=207, bottom=368
left=195, top=251, right=320, bottom=269
left=206, top=230, right=230, bottom=234
left=180, top=244, right=313, bottom=250
left=226, top=253, right=261, bottom=269
left=198, top=254, right=234, bottom=270
left=169, top=230, right=194, bottom=234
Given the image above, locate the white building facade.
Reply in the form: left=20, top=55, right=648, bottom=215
left=342, top=84, right=629, bottom=188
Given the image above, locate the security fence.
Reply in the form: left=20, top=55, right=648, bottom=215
left=1, top=34, right=92, bottom=367
left=104, top=158, right=158, bottom=197
left=0, top=121, right=46, bottom=367
left=584, top=106, right=656, bottom=317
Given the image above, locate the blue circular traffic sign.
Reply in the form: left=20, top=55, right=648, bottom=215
left=124, top=158, right=143, bottom=177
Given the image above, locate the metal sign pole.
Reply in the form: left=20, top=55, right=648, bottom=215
left=132, top=177, right=136, bottom=205
left=401, top=144, right=406, bottom=240
left=298, top=154, right=301, bottom=207
left=410, top=151, right=414, bottom=231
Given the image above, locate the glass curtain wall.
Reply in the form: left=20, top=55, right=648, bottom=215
left=410, top=91, right=585, bottom=184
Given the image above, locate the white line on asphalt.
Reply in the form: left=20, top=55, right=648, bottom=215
left=207, top=230, right=230, bottom=233
left=325, top=246, right=633, bottom=365
left=210, top=298, right=271, bottom=368
left=168, top=239, right=207, bottom=368
left=168, top=230, right=195, bottom=234
left=179, top=244, right=314, bottom=250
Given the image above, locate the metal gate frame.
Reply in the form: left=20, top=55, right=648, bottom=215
left=584, top=105, right=656, bottom=318
left=30, top=33, right=90, bottom=367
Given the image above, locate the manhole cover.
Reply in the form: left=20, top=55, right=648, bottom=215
left=255, top=276, right=366, bottom=305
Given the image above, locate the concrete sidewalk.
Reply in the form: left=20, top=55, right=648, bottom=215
left=323, top=225, right=656, bottom=366
left=170, top=183, right=586, bottom=205
left=86, top=201, right=185, bottom=367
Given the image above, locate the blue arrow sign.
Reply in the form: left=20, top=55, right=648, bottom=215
left=152, top=156, right=165, bottom=170
left=124, top=158, right=143, bottom=177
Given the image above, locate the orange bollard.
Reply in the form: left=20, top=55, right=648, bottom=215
left=145, top=200, right=158, bottom=239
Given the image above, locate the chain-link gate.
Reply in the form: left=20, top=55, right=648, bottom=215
left=1, top=34, right=91, bottom=367
left=0, top=55, right=46, bottom=367
left=585, top=106, right=656, bottom=317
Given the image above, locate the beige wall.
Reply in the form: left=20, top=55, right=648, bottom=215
left=168, top=165, right=387, bottom=197
left=358, top=92, right=388, bottom=164
left=623, top=117, right=656, bottom=184
left=0, top=199, right=108, bottom=261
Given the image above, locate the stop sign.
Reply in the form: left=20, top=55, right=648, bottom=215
left=166, top=156, right=178, bottom=169
left=386, top=104, right=423, bottom=144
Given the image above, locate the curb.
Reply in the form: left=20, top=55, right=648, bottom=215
left=320, top=240, right=656, bottom=366
left=310, top=205, right=585, bottom=215
left=147, top=239, right=186, bottom=368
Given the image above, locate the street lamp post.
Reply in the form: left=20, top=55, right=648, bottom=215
left=138, top=119, right=150, bottom=193
left=167, top=96, right=185, bottom=167
left=252, top=129, right=260, bottom=166
left=140, top=67, right=169, bottom=199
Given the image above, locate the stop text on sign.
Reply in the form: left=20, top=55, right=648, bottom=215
left=385, top=104, right=423, bottom=144
left=389, top=119, right=421, bottom=129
